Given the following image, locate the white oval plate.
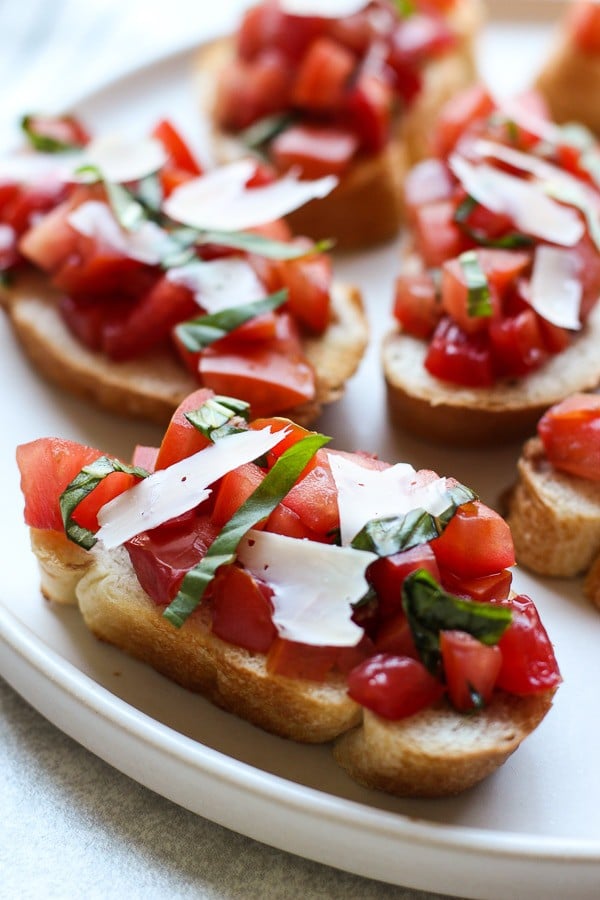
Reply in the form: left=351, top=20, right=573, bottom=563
left=2, top=5, right=600, bottom=898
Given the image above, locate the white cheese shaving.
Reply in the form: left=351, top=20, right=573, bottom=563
left=448, top=154, right=585, bottom=247
left=163, top=160, right=337, bottom=232
left=527, top=245, right=582, bottom=330
left=76, top=134, right=167, bottom=184
left=237, top=530, right=376, bottom=647
left=67, top=200, right=173, bottom=264
left=166, top=258, right=265, bottom=313
left=327, top=454, right=449, bottom=547
left=0, top=151, right=81, bottom=185
left=279, top=0, right=368, bottom=16
left=95, top=427, right=287, bottom=549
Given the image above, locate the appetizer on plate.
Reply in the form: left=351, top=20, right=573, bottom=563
left=196, top=0, right=482, bottom=248
left=507, top=392, right=600, bottom=609
left=17, top=389, right=560, bottom=797
left=536, top=0, right=600, bottom=136
left=383, top=85, right=600, bottom=445
left=0, top=116, right=367, bottom=424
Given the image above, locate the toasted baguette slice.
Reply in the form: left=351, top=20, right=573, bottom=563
left=382, top=297, right=600, bottom=447
left=536, top=31, right=600, bottom=136
left=194, top=0, right=482, bottom=250
left=29, top=526, right=555, bottom=797
left=1, top=273, right=367, bottom=426
left=506, top=435, right=600, bottom=581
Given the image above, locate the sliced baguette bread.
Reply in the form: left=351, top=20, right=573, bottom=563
left=1, top=273, right=367, bottom=426
left=194, top=0, right=482, bottom=250
left=536, top=24, right=600, bottom=136
left=29, top=525, right=555, bottom=797
left=382, top=294, right=600, bottom=447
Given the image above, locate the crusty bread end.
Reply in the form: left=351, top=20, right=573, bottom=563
left=536, top=36, right=600, bottom=136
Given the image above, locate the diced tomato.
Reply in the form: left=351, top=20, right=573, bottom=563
left=267, top=635, right=371, bottom=681
left=441, top=569, right=513, bottom=603
left=271, top=123, right=359, bottom=179
left=131, top=445, right=159, bottom=473
left=291, top=36, right=356, bottom=112
left=264, top=503, right=322, bottom=540
left=403, top=159, right=455, bottom=220
left=537, top=315, right=573, bottom=355
left=278, top=448, right=339, bottom=538
left=344, top=70, right=393, bottom=154
left=151, top=119, right=202, bottom=175
left=199, top=312, right=315, bottom=417
left=22, top=114, right=90, bottom=148
left=494, top=594, right=562, bottom=694
left=214, top=50, right=295, bottom=131
left=413, top=201, right=465, bottom=268
left=279, top=251, right=331, bottom=334
left=489, top=309, right=548, bottom=377
left=327, top=10, right=374, bottom=55
left=125, top=514, right=220, bottom=604
left=211, top=565, right=277, bottom=653
left=440, top=630, right=502, bottom=712
left=567, top=1, right=600, bottom=53
left=430, top=500, right=515, bottom=579
left=374, top=612, right=419, bottom=658
left=249, top=416, right=314, bottom=469
left=537, top=393, right=600, bottom=481
left=347, top=653, right=445, bottom=719
left=368, top=545, right=440, bottom=618
left=425, top=317, right=495, bottom=387
left=388, top=13, right=454, bottom=69
left=393, top=272, right=442, bottom=339
left=154, top=388, right=215, bottom=470
left=4, top=181, right=69, bottom=238
left=0, top=223, right=19, bottom=270
left=212, top=462, right=265, bottom=527
left=16, top=437, right=134, bottom=533
left=237, top=2, right=325, bottom=63
left=18, top=186, right=97, bottom=273
left=432, top=85, right=496, bottom=158
left=53, top=247, right=159, bottom=304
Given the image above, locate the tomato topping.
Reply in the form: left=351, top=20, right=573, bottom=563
left=347, top=654, right=445, bottom=720
left=215, top=50, right=295, bottom=131
left=267, top=635, right=371, bottom=681
left=373, top=613, right=419, bottom=658
left=279, top=251, right=332, bottom=333
left=488, top=309, right=548, bottom=377
left=271, top=124, right=359, bottom=179
left=425, top=318, right=495, bottom=387
left=537, top=393, right=600, bottom=481
left=430, top=501, right=515, bottom=579
left=278, top=448, right=339, bottom=538
left=441, top=569, right=513, bottom=604
left=151, top=119, right=202, bottom=175
left=567, top=1, right=600, bottom=53
left=237, top=3, right=324, bottom=63
left=344, top=70, right=393, bottom=154
left=440, top=630, right=502, bottom=712
left=393, top=272, right=442, bottom=339
left=291, top=36, right=356, bottom=112
left=412, top=200, right=464, bottom=268
left=131, top=445, right=159, bottom=473
left=368, top=544, right=440, bottom=619
left=432, top=84, right=495, bottom=157
left=154, top=388, right=215, bottom=470
left=404, top=159, right=455, bottom=220
left=212, top=462, right=265, bottom=527
left=211, top=565, right=277, bottom=653
left=494, top=595, right=562, bottom=695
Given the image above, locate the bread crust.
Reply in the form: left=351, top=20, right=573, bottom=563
left=382, top=298, right=600, bottom=447
left=536, top=35, right=600, bottom=136
left=29, top=526, right=555, bottom=797
left=1, top=273, right=367, bottom=426
left=194, top=0, right=482, bottom=250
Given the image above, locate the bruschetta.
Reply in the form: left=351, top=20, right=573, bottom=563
left=16, top=388, right=560, bottom=797
left=382, top=85, right=600, bottom=445
left=536, top=1, right=600, bottom=136
left=195, top=0, right=482, bottom=249
left=506, top=392, right=600, bottom=610
left=0, top=116, right=367, bottom=425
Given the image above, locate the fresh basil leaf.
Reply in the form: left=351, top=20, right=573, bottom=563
left=20, top=114, right=79, bottom=153
left=351, top=483, right=477, bottom=556
left=175, top=289, right=287, bottom=353
left=402, top=569, right=512, bottom=675
left=459, top=250, right=492, bottom=317
left=453, top=195, right=478, bottom=224
left=453, top=196, right=533, bottom=249
left=185, top=395, right=251, bottom=441
left=163, top=432, right=330, bottom=627
left=240, top=112, right=296, bottom=149
left=135, top=173, right=164, bottom=217
left=394, top=0, right=415, bottom=16
left=60, top=457, right=150, bottom=550
left=74, top=163, right=148, bottom=231
left=195, top=229, right=333, bottom=260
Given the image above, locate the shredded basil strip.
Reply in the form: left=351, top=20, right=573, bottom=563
left=20, top=114, right=79, bottom=153
left=175, top=289, right=288, bottom=353
left=240, top=112, right=296, bottom=149
left=185, top=395, right=250, bottom=441
left=59, top=457, right=150, bottom=550
left=350, top=483, right=477, bottom=557
left=163, top=432, right=330, bottom=628
left=195, top=229, right=332, bottom=260
left=75, top=163, right=149, bottom=231
left=458, top=250, right=492, bottom=317
left=394, top=0, right=415, bottom=16
left=454, top=198, right=532, bottom=250
left=402, top=569, right=512, bottom=676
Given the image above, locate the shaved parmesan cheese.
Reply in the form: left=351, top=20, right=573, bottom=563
left=96, top=427, right=286, bottom=549
left=67, top=201, right=172, bottom=264
left=0, top=151, right=81, bottom=184
left=77, top=134, right=167, bottom=184
left=164, top=161, right=337, bottom=232
left=237, top=530, right=375, bottom=646
left=279, top=0, right=368, bottom=16
left=471, top=139, right=566, bottom=183
left=328, top=455, right=448, bottom=546
left=166, top=258, right=265, bottom=313
left=449, top=154, right=585, bottom=246
left=527, top=246, right=582, bottom=330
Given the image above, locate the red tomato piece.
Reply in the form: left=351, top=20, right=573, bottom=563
left=413, top=201, right=465, bottom=268
left=131, top=445, right=159, bottom=473
left=215, top=49, right=295, bottom=131
left=271, top=123, right=359, bottom=180
left=440, top=629, right=502, bottom=712
left=151, top=119, right=202, bottom=175
left=154, top=388, right=215, bottom=470
left=368, top=545, right=441, bottom=619
left=494, top=594, right=562, bottom=695
left=344, top=70, right=393, bottom=154
left=18, top=186, right=98, bottom=273
left=393, top=272, right=442, bottom=339
left=212, top=462, right=265, bottom=527
left=430, top=500, right=515, bottom=579
left=267, top=636, right=371, bottom=681
left=249, top=416, right=314, bottom=469
left=327, top=10, right=374, bottom=55
left=125, top=514, right=220, bottom=604
left=537, top=393, right=600, bottom=481
left=567, top=1, right=600, bottom=53
left=264, top=503, right=322, bottom=541
left=5, top=181, right=69, bottom=239
left=279, top=251, right=331, bottom=334
left=291, top=36, right=356, bottom=112
left=279, top=448, right=340, bottom=538
left=237, top=2, right=325, bottom=63
left=424, top=317, right=495, bottom=387
left=432, top=84, right=496, bottom=158
left=16, top=438, right=134, bottom=533
left=441, top=568, right=513, bottom=603
left=388, top=13, right=455, bottom=69
left=210, top=565, right=277, bottom=653
left=374, top=613, right=419, bottom=659
left=489, top=309, right=548, bottom=377
left=403, top=159, right=455, bottom=221
left=347, top=654, right=445, bottom=720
